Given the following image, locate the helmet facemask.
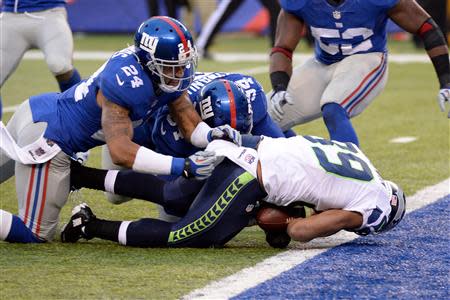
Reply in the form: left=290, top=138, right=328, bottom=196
left=144, top=46, right=198, bottom=93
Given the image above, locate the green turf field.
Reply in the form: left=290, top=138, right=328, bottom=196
left=0, top=34, right=449, bottom=299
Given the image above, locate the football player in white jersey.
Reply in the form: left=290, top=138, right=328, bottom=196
left=269, top=0, right=450, bottom=145
left=60, top=135, right=406, bottom=248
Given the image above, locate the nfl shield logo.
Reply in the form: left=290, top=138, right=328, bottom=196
left=333, top=10, right=341, bottom=19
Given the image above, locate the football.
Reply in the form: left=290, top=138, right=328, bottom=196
left=256, top=205, right=291, bottom=231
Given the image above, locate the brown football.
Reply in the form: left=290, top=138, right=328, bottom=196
left=256, top=206, right=291, bottom=231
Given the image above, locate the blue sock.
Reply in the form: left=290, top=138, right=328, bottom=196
left=58, top=68, right=81, bottom=92
left=322, top=103, right=359, bottom=146
left=283, top=129, right=297, bottom=138
left=3, top=213, right=42, bottom=243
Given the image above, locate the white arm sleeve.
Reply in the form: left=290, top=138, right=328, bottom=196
left=190, top=121, right=212, bottom=148
left=132, top=146, right=173, bottom=175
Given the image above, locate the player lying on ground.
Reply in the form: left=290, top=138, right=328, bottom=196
left=61, top=135, right=406, bottom=248
left=0, top=17, right=240, bottom=243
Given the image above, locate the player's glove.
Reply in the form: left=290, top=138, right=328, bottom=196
left=208, top=124, right=242, bottom=146
left=268, top=90, right=294, bottom=122
left=264, top=229, right=291, bottom=249
left=437, top=87, right=450, bottom=118
left=183, top=150, right=218, bottom=180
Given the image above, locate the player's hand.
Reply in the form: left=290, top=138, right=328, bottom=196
left=437, top=87, right=450, bottom=118
left=264, top=229, right=291, bottom=249
left=208, top=124, right=242, bottom=146
left=268, top=90, right=294, bottom=122
left=183, top=151, right=217, bottom=180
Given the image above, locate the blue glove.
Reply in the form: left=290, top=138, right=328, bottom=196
left=183, top=151, right=218, bottom=180
left=208, top=124, right=242, bottom=146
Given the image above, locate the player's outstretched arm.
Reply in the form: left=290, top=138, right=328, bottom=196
left=389, top=0, right=450, bottom=116
left=99, top=91, right=187, bottom=177
left=286, top=209, right=362, bottom=243
left=99, top=90, right=138, bottom=168
left=269, top=9, right=303, bottom=76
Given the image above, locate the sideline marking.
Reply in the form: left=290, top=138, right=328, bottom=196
left=389, top=136, right=418, bottom=144
left=182, top=178, right=450, bottom=300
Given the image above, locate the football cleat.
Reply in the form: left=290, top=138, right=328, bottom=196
left=61, top=203, right=96, bottom=243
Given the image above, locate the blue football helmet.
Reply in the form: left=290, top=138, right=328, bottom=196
left=134, top=16, right=198, bottom=93
left=380, top=180, right=407, bottom=233
left=197, top=79, right=253, bottom=134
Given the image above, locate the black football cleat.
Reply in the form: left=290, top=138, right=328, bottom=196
left=61, top=203, right=96, bottom=243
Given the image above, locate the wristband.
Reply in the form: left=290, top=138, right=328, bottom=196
left=170, top=157, right=185, bottom=176
left=270, top=71, right=291, bottom=92
left=190, top=121, right=212, bottom=148
left=132, top=146, right=174, bottom=175
left=270, top=47, right=293, bottom=60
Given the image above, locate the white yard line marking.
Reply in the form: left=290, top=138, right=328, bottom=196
left=2, top=105, right=20, bottom=113
left=182, top=178, right=450, bottom=300
left=22, top=51, right=430, bottom=64
left=389, top=136, right=418, bottom=144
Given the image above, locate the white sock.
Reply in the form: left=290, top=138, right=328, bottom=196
left=104, top=170, right=119, bottom=194
left=118, top=221, right=131, bottom=245
left=0, top=209, right=13, bottom=240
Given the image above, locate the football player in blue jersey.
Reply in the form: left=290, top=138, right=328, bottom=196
left=0, top=0, right=81, bottom=92
left=0, top=17, right=241, bottom=244
left=97, top=74, right=286, bottom=216
left=268, top=0, right=450, bottom=145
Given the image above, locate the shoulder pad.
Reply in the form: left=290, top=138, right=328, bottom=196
left=280, top=0, right=309, bottom=12
left=367, top=0, right=399, bottom=9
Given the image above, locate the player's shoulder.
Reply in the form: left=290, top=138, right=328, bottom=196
left=280, top=0, right=310, bottom=12
left=101, top=47, right=151, bottom=91
left=366, top=0, right=400, bottom=9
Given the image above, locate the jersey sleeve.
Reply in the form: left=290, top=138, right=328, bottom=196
left=280, top=0, right=308, bottom=14
left=367, top=0, right=399, bottom=10
left=99, top=59, right=152, bottom=112
left=251, top=114, right=285, bottom=138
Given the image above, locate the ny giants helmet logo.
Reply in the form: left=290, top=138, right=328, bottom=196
left=199, top=96, right=214, bottom=120
left=139, top=32, right=158, bottom=54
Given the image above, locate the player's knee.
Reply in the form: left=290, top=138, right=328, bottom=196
left=105, top=192, right=132, bottom=205
left=47, top=56, right=72, bottom=75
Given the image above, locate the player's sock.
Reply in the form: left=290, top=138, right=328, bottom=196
left=70, top=161, right=107, bottom=191
left=113, top=170, right=165, bottom=203
left=0, top=210, right=42, bottom=243
left=83, top=218, right=121, bottom=242
left=123, top=218, right=171, bottom=247
left=283, top=129, right=296, bottom=137
left=84, top=218, right=171, bottom=247
left=58, top=68, right=81, bottom=92
left=322, top=103, right=359, bottom=146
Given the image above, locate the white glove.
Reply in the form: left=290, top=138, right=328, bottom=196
left=268, top=90, right=294, bottom=122
left=208, top=124, right=242, bottom=146
left=184, top=151, right=218, bottom=180
left=437, top=88, right=450, bottom=117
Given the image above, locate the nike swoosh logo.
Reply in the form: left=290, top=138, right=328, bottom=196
left=116, top=74, right=124, bottom=86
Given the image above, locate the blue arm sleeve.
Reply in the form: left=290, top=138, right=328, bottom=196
left=251, top=114, right=285, bottom=138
